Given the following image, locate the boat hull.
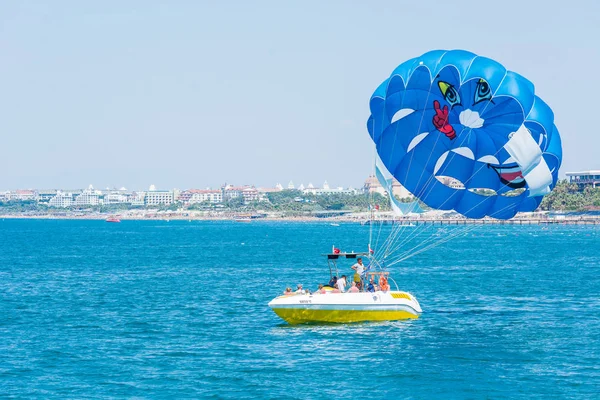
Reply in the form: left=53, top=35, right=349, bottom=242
left=268, top=291, right=421, bottom=324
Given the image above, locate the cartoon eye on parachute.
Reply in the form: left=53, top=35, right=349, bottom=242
left=367, top=49, right=562, bottom=220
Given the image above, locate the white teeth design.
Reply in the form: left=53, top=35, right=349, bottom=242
left=478, top=155, right=499, bottom=164
left=451, top=147, right=474, bottom=160
left=459, top=109, right=484, bottom=129
left=391, top=108, right=415, bottom=123
left=434, top=151, right=449, bottom=175
left=407, top=132, right=429, bottom=152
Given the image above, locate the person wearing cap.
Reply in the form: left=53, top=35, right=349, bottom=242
left=295, top=284, right=305, bottom=294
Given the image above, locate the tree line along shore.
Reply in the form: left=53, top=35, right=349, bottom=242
left=1, top=180, right=599, bottom=220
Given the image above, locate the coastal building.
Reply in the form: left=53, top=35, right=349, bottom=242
left=181, top=189, right=223, bottom=204
left=177, top=191, right=193, bottom=204
left=303, top=181, right=359, bottom=196
left=241, top=186, right=259, bottom=203
left=363, top=176, right=386, bottom=196
left=74, top=185, right=102, bottom=206
left=256, top=187, right=281, bottom=202
left=222, top=185, right=242, bottom=201
left=566, top=171, right=600, bottom=189
left=129, top=192, right=146, bottom=206
left=36, top=190, right=57, bottom=203
left=144, top=185, right=174, bottom=206
left=103, top=191, right=130, bottom=205
left=48, top=191, right=75, bottom=208
left=222, top=185, right=259, bottom=204
left=363, top=175, right=412, bottom=199
left=14, top=190, right=36, bottom=201
left=0, top=190, right=36, bottom=202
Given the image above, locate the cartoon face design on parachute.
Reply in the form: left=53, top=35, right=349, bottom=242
left=367, top=50, right=562, bottom=219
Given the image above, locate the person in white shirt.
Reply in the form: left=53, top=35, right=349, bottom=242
left=336, top=275, right=347, bottom=292
left=351, top=257, right=365, bottom=276
left=351, top=258, right=366, bottom=290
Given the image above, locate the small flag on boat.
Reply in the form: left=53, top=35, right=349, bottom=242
left=333, top=247, right=341, bottom=254
left=369, top=244, right=374, bottom=254
left=375, top=204, right=380, bottom=210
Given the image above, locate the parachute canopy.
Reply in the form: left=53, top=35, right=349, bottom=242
left=367, top=50, right=562, bottom=219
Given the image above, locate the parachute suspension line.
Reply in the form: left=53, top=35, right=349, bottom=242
left=409, top=75, right=476, bottom=207
left=367, top=50, right=562, bottom=266
left=381, top=217, right=430, bottom=257
left=417, top=70, right=519, bottom=214
left=381, top=63, right=460, bottom=259
left=409, top=63, right=504, bottom=208
left=384, top=224, right=440, bottom=265
left=378, top=64, right=434, bottom=251
left=383, top=221, right=435, bottom=260
left=377, top=68, right=471, bottom=262
left=414, top=125, right=475, bottom=206
left=380, top=222, right=413, bottom=258
left=409, top=62, right=473, bottom=203
left=386, top=200, right=520, bottom=267
left=373, top=214, right=385, bottom=257
left=368, top=131, right=376, bottom=252
left=384, top=198, right=519, bottom=268
left=389, top=223, right=473, bottom=264
left=370, top=134, right=387, bottom=257
left=416, top=72, right=512, bottom=210
left=387, top=224, right=478, bottom=267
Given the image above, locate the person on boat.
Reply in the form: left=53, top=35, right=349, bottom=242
left=336, top=275, right=347, bottom=292
left=295, top=284, right=305, bottom=294
left=366, top=277, right=376, bottom=292
left=328, top=276, right=338, bottom=288
left=351, top=258, right=365, bottom=290
left=379, top=274, right=390, bottom=292
left=316, top=284, right=326, bottom=294
left=283, top=287, right=293, bottom=295
left=349, top=281, right=359, bottom=293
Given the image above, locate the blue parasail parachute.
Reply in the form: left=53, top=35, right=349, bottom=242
left=367, top=50, right=562, bottom=219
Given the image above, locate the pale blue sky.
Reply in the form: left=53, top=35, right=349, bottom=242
left=1, top=0, right=598, bottom=190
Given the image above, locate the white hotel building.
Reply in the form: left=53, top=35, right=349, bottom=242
left=74, top=186, right=102, bottom=206
left=144, top=189, right=174, bottom=206
left=566, top=170, right=600, bottom=189
left=181, top=189, right=223, bottom=204
left=302, top=181, right=358, bottom=196
left=48, top=192, right=75, bottom=208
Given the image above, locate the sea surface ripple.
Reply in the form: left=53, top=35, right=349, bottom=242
left=1, top=220, right=599, bottom=398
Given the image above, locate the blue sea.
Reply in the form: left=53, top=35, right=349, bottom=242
left=1, top=219, right=599, bottom=399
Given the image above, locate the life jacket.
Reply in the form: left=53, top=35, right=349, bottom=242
left=379, top=276, right=389, bottom=291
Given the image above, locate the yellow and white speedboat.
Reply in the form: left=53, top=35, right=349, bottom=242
left=268, top=252, right=422, bottom=324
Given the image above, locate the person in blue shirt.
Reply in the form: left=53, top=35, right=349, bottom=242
left=328, top=276, right=338, bottom=288
left=366, top=276, right=376, bottom=292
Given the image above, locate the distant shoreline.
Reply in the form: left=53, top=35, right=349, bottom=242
left=2, top=213, right=600, bottom=225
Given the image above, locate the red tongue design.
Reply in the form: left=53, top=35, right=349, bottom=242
left=501, top=170, right=523, bottom=181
